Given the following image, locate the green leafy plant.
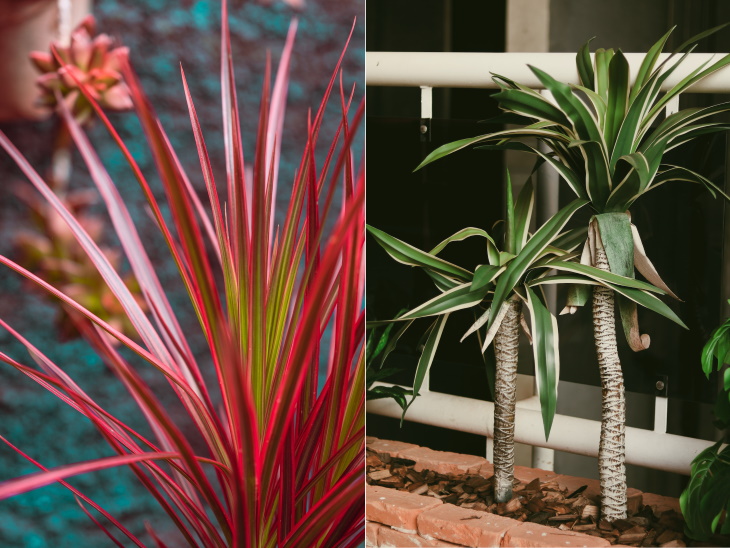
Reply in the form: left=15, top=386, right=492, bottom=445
left=681, top=302, right=730, bottom=541
left=366, top=310, right=415, bottom=413
left=0, top=4, right=364, bottom=547
left=368, top=172, right=679, bottom=503
left=416, top=27, right=728, bottom=521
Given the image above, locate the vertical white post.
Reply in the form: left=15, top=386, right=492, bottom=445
left=420, top=86, right=433, bottom=120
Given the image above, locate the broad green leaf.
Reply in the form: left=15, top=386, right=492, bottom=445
left=681, top=441, right=730, bottom=541
left=594, top=213, right=634, bottom=278
left=701, top=312, right=730, bottom=378
left=367, top=225, right=473, bottom=281
left=525, top=285, right=559, bottom=439
left=487, top=198, right=588, bottom=334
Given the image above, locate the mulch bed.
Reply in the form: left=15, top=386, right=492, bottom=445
left=366, top=449, right=728, bottom=547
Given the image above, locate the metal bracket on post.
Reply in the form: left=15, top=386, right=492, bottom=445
left=654, top=375, right=669, bottom=434
left=420, top=86, right=432, bottom=142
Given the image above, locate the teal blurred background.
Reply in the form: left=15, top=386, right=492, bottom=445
left=0, top=0, right=364, bottom=546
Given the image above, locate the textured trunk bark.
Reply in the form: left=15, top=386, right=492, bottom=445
left=493, top=296, right=521, bottom=503
left=593, top=245, right=627, bottom=522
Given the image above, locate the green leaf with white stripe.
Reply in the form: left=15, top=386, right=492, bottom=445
left=629, top=27, right=675, bottom=102
left=525, top=285, right=560, bottom=439
left=403, top=314, right=449, bottom=421
left=543, top=260, right=664, bottom=293
left=367, top=225, right=473, bottom=282
left=471, top=264, right=504, bottom=292
left=399, top=283, right=489, bottom=321
left=425, top=270, right=462, bottom=293
left=529, top=65, right=603, bottom=145
left=650, top=166, right=730, bottom=201
left=429, top=227, right=496, bottom=256
left=577, top=38, right=595, bottom=90
left=513, top=177, right=535, bottom=254
left=605, top=51, right=630, bottom=150
left=505, top=170, right=516, bottom=254
left=487, top=198, right=588, bottom=335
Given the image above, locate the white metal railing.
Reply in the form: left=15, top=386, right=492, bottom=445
left=367, top=52, right=730, bottom=91
left=366, top=51, right=730, bottom=476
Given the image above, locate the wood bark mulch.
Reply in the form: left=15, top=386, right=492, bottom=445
left=366, top=449, right=728, bottom=547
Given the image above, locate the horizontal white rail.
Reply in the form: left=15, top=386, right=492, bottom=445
left=367, top=51, right=730, bottom=92
left=367, top=386, right=719, bottom=476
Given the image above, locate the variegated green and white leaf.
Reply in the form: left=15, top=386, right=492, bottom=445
left=487, top=198, right=588, bottom=334
left=398, top=282, right=489, bottom=321
left=429, top=227, right=496, bottom=256
left=403, top=314, right=449, bottom=420
left=525, top=285, right=560, bottom=439
left=367, top=225, right=473, bottom=281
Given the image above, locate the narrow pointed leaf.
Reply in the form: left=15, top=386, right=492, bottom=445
left=488, top=198, right=587, bottom=334
left=525, top=286, right=559, bottom=439
left=367, top=225, right=472, bottom=281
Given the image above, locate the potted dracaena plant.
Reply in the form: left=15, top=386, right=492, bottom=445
left=367, top=172, right=683, bottom=504
left=0, top=3, right=363, bottom=547
left=415, top=26, right=730, bottom=521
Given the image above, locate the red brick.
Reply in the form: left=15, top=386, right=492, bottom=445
left=399, top=446, right=488, bottom=476
left=417, top=503, right=515, bottom=547
left=368, top=438, right=420, bottom=460
left=502, top=522, right=611, bottom=547
left=641, top=492, right=681, bottom=516
left=478, top=461, right=495, bottom=478
left=367, top=485, right=443, bottom=532
left=365, top=522, right=380, bottom=546
left=378, top=526, right=460, bottom=547
left=514, top=465, right=559, bottom=486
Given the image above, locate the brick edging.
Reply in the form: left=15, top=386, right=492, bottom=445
left=366, top=437, right=680, bottom=548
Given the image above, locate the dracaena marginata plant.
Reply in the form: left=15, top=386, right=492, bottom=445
left=415, top=26, right=729, bottom=521
left=368, top=172, right=679, bottom=503
left=0, top=4, right=364, bottom=547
